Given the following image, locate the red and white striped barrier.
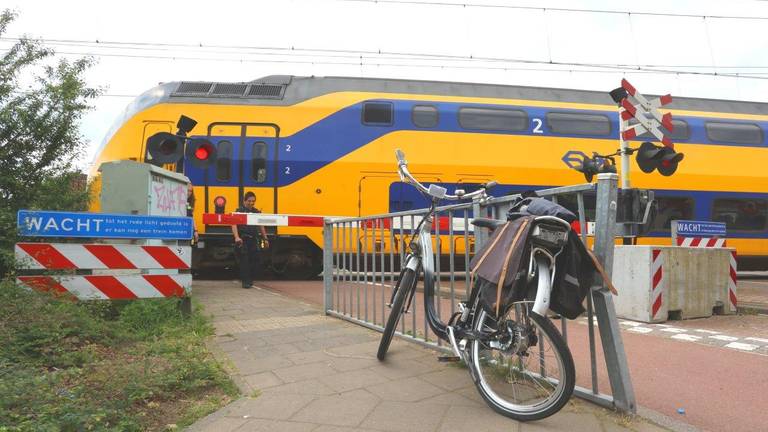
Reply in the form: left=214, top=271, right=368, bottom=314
left=676, top=237, right=726, bottom=248
left=15, top=243, right=190, bottom=270
left=728, top=251, right=738, bottom=312
left=15, top=243, right=191, bottom=300
left=203, top=213, right=475, bottom=232
left=17, top=274, right=190, bottom=300
left=651, top=249, right=664, bottom=320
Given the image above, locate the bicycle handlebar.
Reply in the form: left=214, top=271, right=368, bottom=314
left=396, top=149, right=494, bottom=202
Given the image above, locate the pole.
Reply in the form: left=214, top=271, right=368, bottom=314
left=619, top=106, right=630, bottom=190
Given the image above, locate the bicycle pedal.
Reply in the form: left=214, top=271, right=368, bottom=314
left=437, top=355, right=461, bottom=363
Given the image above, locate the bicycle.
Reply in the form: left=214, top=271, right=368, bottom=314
left=376, top=149, right=576, bottom=421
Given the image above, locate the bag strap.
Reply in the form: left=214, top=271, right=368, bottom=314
left=585, top=248, right=619, bottom=295
left=469, top=221, right=512, bottom=295
left=495, top=218, right=530, bottom=317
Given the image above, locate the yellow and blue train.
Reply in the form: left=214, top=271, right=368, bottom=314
left=90, top=75, right=768, bottom=276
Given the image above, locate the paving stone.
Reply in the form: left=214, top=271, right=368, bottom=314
left=235, top=354, right=295, bottom=375
left=313, top=426, right=381, bottom=432
left=266, top=378, right=337, bottom=396
left=291, top=389, right=380, bottom=427
left=243, top=372, right=283, bottom=391
left=189, top=415, right=250, bottom=432
left=368, top=358, right=437, bottom=380
left=274, top=361, right=337, bottom=383
left=235, top=419, right=318, bottom=432
left=287, top=350, right=334, bottom=365
left=437, top=404, right=520, bottom=432
left=418, top=368, right=474, bottom=391
left=367, top=376, right=445, bottom=402
left=224, top=394, right=316, bottom=420
left=418, top=391, right=484, bottom=407
left=326, top=355, right=379, bottom=372
left=360, top=401, right=449, bottom=432
left=520, top=411, right=603, bottom=432
left=318, top=369, right=391, bottom=393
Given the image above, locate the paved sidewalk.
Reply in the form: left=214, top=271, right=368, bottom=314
left=188, top=280, right=671, bottom=432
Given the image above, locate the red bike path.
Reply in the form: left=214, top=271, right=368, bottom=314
left=256, top=280, right=768, bottom=432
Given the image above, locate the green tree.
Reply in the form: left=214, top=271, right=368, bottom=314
left=0, top=10, right=99, bottom=276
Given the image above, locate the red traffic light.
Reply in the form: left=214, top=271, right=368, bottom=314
left=214, top=196, right=226, bottom=214
left=185, top=138, right=217, bottom=169
left=194, top=145, right=211, bottom=160
left=636, top=141, right=684, bottom=176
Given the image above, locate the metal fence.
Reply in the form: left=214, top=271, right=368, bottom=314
left=322, top=173, right=635, bottom=414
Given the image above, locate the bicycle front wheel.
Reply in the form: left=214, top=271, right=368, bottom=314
left=468, top=305, right=575, bottom=421
left=377, top=267, right=416, bottom=361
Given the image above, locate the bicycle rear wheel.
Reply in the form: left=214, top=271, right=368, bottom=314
left=468, top=304, right=575, bottom=421
left=377, top=267, right=416, bottom=361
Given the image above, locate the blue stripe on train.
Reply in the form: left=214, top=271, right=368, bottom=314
left=186, top=98, right=768, bottom=189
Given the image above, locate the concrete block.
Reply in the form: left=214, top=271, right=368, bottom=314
left=612, top=246, right=735, bottom=323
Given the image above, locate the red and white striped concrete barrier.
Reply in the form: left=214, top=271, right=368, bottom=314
left=15, top=243, right=191, bottom=300
left=728, top=251, right=738, bottom=312
left=651, top=249, right=664, bottom=320
left=17, top=274, right=190, bottom=300
left=676, top=237, right=726, bottom=248
left=15, top=243, right=190, bottom=270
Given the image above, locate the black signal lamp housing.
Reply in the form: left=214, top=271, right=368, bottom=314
left=609, top=87, right=629, bottom=105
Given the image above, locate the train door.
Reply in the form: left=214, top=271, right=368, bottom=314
left=186, top=123, right=278, bottom=233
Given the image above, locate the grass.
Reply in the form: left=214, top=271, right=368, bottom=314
left=0, top=280, right=239, bottom=432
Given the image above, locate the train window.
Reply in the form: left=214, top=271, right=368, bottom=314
left=216, top=140, right=232, bottom=182
left=251, top=142, right=267, bottom=183
left=652, top=196, right=695, bottom=231
left=546, top=112, right=611, bottom=136
left=363, top=102, right=393, bottom=125
left=712, top=198, right=767, bottom=231
left=705, top=122, right=763, bottom=145
left=629, top=118, right=690, bottom=141
left=458, top=107, right=527, bottom=131
left=412, top=105, right=438, bottom=128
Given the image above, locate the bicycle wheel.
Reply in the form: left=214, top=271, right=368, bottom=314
left=377, top=267, right=416, bottom=361
left=468, top=304, right=575, bottom=421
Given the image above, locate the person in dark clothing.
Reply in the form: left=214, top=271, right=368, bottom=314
left=232, top=192, right=269, bottom=288
left=187, top=182, right=198, bottom=244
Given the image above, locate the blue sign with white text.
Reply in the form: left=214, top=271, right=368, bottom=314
left=674, top=220, right=727, bottom=237
left=17, top=210, right=193, bottom=239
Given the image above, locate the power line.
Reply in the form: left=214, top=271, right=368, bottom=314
left=3, top=37, right=768, bottom=81
left=336, top=0, right=768, bottom=20
left=4, top=35, right=768, bottom=71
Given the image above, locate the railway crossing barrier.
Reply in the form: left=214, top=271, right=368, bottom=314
left=322, top=173, right=637, bottom=414
left=15, top=161, right=195, bottom=311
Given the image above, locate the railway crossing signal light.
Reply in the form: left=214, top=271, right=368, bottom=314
left=185, top=138, right=217, bottom=169
left=636, top=141, right=684, bottom=176
left=145, top=115, right=202, bottom=167
left=145, top=132, right=184, bottom=165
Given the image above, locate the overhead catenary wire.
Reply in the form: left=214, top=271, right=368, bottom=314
left=2, top=38, right=768, bottom=81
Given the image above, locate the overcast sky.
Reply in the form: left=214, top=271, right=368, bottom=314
left=4, top=0, right=768, bottom=170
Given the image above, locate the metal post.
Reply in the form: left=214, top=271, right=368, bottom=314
left=619, top=106, right=631, bottom=190
left=323, top=219, right=334, bottom=314
left=592, top=173, right=636, bottom=413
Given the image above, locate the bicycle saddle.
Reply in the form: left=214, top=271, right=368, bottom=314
left=471, top=217, right=507, bottom=230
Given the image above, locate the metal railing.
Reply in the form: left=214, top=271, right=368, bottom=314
left=322, top=173, right=635, bottom=413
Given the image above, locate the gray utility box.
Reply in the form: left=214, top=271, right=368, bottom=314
left=99, top=160, right=190, bottom=217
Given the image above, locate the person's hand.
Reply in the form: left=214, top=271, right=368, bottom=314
left=263, top=239, right=270, bottom=248
left=234, top=236, right=243, bottom=245
left=193, top=231, right=199, bottom=243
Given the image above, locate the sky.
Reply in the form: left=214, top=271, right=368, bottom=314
left=4, top=0, right=768, bottom=171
